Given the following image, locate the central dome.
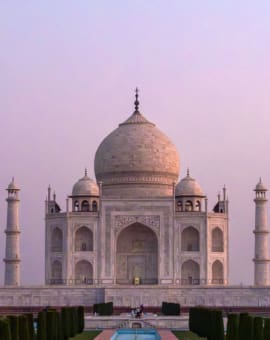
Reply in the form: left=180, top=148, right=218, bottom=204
left=94, top=92, right=180, bottom=197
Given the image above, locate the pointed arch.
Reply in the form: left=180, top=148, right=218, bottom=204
left=75, top=260, right=93, bottom=284
left=81, top=200, right=90, bottom=212
left=51, top=260, right=62, bottom=284
left=181, top=226, right=200, bottom=251
left=212, top=227, right=224, bottom=252
left=212, top=260, right=224, bottom=284
left=75, top=226, right=93, bottom=251
left=51, top=227, right=63, bottom=252
left=116, top=222, right=158, bottom=284
left=181, top=260, right=200, bottom=285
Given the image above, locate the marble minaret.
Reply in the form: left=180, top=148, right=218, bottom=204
left=253, top=178, right=270, bottom=286
left=4, top=178, right=21, bottom=285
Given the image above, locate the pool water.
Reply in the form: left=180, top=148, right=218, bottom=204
left=110, top=328, right=161, bottom=340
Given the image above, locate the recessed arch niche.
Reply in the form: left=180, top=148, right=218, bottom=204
left=116, top=222, right=158, bottom=284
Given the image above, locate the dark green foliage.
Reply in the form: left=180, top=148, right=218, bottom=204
left=69, top=308, right=76, bottom=337
left=93, top=302, right=113, bottom=316
left=37, top=311, right=47, bottom=340
left=253, top=317, right=263, bottom=340
left=46, top=310, right=57, bottom=340
left=264, top=318, right=270, bottom=340
left=209, top=310, right=224, bottom=340
left=18, top=315, right=29, bottom=340
left=238, top=313, right=249, bottom=340
left=77, top=306, right=85, bottom=333
left=226, top=314, right=239, bottom=340
left=25, top=314, right=34, bottom=340
left=189, top=307, right=212, bottom=338
left=0, top=318, right=11, bottom=340
left=61, top=307, right=70, bottom=340
left=161, top=302, right=181, bottom=315
left=238, top=313, right=253, bottom=340
left=189, top=307, right=224, bottom=340
left=7, top=315, right=19, bottom=340
left=56, top=311, right=63, bottom=340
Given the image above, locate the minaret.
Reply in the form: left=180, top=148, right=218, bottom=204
left=4, top=178, right=21, bottom=285
left=253, top=178, right=270, bottom=286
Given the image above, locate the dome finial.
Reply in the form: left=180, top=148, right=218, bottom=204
left=187, top=168, right=190, bottom=177
left=134, top=87, right=139, bottom=112
left=85, top=168, right=88, bottom=176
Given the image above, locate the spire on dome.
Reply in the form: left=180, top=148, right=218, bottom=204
left=85, top=168, right=88, bottom=177
left=134, top=87, right=139, bottom=112
left=187, top=168, right=190, bottom=177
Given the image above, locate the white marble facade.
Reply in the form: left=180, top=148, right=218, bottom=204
left=45, top=95, right=229, bottom=288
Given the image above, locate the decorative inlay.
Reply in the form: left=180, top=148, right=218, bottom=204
left=115, top=215, right=160, bottom=229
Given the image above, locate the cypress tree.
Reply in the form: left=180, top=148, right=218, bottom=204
left=7, top=315, right=19, bottom=340
left=253, top=316, right=263, bottom=340
left=78, top=306, right=85, bottom=333
left=46, top=310, right=57, bottom=340
left=25, top=314, right=34, bottom=340
left=238, top=313, right=249, bottom=340
left=226, top=313, right=239, bottom=340
left=0, top=318, right=11, bottom=340
left=264, top=318, right=270, bottom=340
left=37, top=311, right=47, bottom=340
left=61, top=307, right=70, bottom=340
left=18, top=315, right=29, bottom=340
left=244, top=315, right=253, bottom=340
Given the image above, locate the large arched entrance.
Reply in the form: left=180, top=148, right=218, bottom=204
left=116, top=223, right=158, bottom=284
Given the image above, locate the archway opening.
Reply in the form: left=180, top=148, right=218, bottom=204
left=75, top=226, right=93, bottom=251
left=212, top=228, right=224, bottom=252
left=75, top=260, right=93, bottom=284
left=181, top=260, right=200, bottom=285
left=51, top=260, right=62, bottom=284
left=212, top=260, right=224, bottom=284
left=51, top=227, right=63, bottom=252
left=116, top=222, right=158, bottom=285
left=181, top=227, right=199, bottom=251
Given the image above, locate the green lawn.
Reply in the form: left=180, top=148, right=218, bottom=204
left=172, top=331, right=207, bottom=340
left=69, top=330, right=101, bottom=340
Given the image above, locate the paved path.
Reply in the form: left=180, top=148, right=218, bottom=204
left=94, top=329, right=178, bottom=339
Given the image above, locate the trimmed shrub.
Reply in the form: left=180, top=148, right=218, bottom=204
left=253, top=316, right=263, bottom=340
left=46, top=310, right=57, bottom=340
left=161, top=302, right=181, bottom=315
left=61, top=307, right=72, bottom=340
left=238, top=313, right=249, bottom=340
left=25, top=314, right=34, bottom=340
left=94, top=302, right=113, bottom=316
left=18, top=315, right=29, bottom=340
left=0, top=318, right=11, bottom=340
left=226, top=313, right=239, bottom=340
left=77, top=306, right=85, bottom=333
left=209, top=310, right=224, bottom=340
left=7, top=316, right=19, bottom=340
left=37, top=311, right=47, bottom=340
left=56, top=311, right=63, bottom=340
left=264, top=318, right=270, bottom=340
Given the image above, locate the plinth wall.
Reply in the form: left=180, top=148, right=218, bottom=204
left=0, top=285, right=270, bottom=307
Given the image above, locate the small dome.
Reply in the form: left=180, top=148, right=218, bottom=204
left=255, top=178, right=267, bottom=191
left=7, top=177, right=19, bottom=191
left=175, top=170, right=204, bottom=197
left=72, top=171, right=99, bottom=196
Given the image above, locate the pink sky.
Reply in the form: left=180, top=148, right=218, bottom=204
left=1, top=1, right=270, bottom=284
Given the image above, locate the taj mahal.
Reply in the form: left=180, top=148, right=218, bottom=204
left=1, top=90, right=270, bottom=308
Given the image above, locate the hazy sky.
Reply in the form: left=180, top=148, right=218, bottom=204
left=1, top=1, right=270, bottom=285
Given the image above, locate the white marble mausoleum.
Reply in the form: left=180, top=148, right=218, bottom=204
left=45, top=91, right=229, bottom=287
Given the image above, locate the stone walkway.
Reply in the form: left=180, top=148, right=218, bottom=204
left=94, top=329, right=178, bottom=339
